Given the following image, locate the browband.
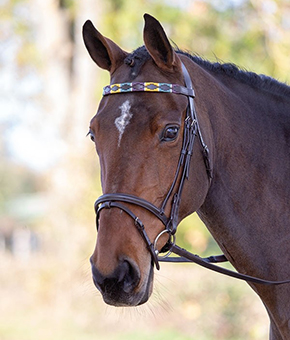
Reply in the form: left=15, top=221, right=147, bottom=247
left=103, top=82, right=195, bottom=98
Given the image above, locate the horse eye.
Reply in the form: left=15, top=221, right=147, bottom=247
left=87, top=130, right=95, bottom=142
left=162, top=125, right=179, bottom=141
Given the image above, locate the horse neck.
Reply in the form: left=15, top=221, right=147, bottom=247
left=197, top=67, right=290, bottom=262
left=192, top=63, right=290, bottom=333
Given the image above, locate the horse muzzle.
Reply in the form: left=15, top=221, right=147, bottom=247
left=90, top=256, right=153, bottom=306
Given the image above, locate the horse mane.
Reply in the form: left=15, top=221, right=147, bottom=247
left=124, top=45, right=290, bottom=98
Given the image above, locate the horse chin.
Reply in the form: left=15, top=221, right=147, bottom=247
left=101, top=262, right=154, bottom=307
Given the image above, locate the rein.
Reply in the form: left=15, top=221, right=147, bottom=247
left=95, top=62, right=290, bottom=285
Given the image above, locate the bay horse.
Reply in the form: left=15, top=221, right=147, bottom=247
left=83, top=14, right=290, bottom=339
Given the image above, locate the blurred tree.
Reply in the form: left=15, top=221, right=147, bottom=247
left=0, top=0, right=102, bottom=256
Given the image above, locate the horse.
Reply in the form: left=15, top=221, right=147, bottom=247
left=82, top=14, right=290, bottom=339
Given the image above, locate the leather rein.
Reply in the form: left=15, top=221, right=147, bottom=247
left=94, top=62, right=290, bottom=285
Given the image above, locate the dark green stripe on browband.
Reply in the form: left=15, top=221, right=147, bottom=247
left=103, top=82, right=195, bottom=97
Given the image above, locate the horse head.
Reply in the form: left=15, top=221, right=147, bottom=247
left=83, top=14, right=211, bottom=306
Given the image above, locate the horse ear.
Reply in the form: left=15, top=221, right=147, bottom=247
left=82, top=20, right=128, bottom=72
left=143, top=14, right=180, bottom=72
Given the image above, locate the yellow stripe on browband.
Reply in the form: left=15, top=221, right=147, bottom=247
left=144, top=82, right=159, bottom=92
left=110, top=84, right=122, bottom=93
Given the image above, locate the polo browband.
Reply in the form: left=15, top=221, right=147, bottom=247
left=103, top=81, right=195, bottom=97
left=94, top=62, right=290, bottom=285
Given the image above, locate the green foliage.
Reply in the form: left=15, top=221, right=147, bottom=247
left=102, top=0, right=290, bottom=82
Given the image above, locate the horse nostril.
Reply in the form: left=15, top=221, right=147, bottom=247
left=90, top=258, right=140, bottom=295
left=90, top=260, right=104, bottom=289
left=120, top=260, right=140, bottom=293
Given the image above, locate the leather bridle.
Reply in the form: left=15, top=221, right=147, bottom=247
left=94, top=62, right=290, bottom=285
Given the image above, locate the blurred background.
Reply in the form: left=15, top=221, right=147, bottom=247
left=1, top=0, right=290, bottom=339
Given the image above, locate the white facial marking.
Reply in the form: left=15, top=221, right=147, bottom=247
left=115, top=100, right=133, bottom=147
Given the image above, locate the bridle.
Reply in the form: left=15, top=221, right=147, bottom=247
left=96, top=63, right=208, bottom=268
left=94, top=62, right=290, bottom=285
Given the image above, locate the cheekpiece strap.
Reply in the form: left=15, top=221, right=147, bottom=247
left=103, top=82, right=195, bottom=98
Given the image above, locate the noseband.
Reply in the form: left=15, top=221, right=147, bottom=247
left=94, top=62, right=290, bottom=285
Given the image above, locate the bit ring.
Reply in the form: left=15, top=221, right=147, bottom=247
left=154, top=229, right=176, bottom=260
